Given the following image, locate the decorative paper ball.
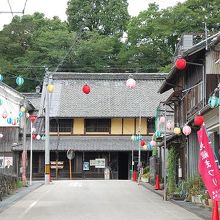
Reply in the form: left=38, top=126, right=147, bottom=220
left=2, top=112, right=8, bottom=119
left=0, top=133, right=3, bottom=138
left=140, top=140, right=145, bottom=146
left=166, top=121, right=174, bottom=130
left=152, top=147, right=157, bottom=156
left=12, top=118, right=17, bottom=125
left=174, top=127, right=181, bottom=135
left=175, top=58, right=187, bottom=70
left=126, top=78, right=136, bottom=89
left=208, top=95, right=219, bottom=109
left=143, top=145, right=147, bottom=150
left=26, top=113, right=30, bottom=118
left=82, top=84, right=91, bottom=94
left=47, top=84, right=55, bottom=93
left=20, top=106, right=26, bottom=112
left=41, top=135, right=46, bottom=140
left=7, top=117, right=13, bottom=124
left=16, top=76, right=24, bottom=86
left=194, top=115, right=204, bottom=126
left=0, top=98, right=3, bottom=105
left=131, top=135, right=135, bottom=141
left=138, top=134, right=142, bottom=141
left=32, top=128, right=36, bottom=133
left=29, top=115, right=37, bottom=123
left=36, top=134, right=41, bottom=140
left=155, top=130, right=161, bottom=138
left=182, top=125, right=191, bottom=136
left=32, top=134, right=37, bottom=140
left=147, top=143, right=152, bottom=151
left=19, top=112, right=23, bottom=117
left=0, top=74, right=3, bottom=81
left=150, top=140, right=156, bottom=147
left=159, top=116, right=165, bottom=124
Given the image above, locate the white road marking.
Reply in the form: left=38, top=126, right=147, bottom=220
left=24, top=201, right=38, bottom=214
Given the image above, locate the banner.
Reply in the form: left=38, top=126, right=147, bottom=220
left=197, top=125, right=220, bottom=201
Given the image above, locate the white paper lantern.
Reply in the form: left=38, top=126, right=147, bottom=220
left=182, top=125, right=191, bottom=136
left=166, top=121, right=174, bottom=130
left=36, top=134, right=41, bottom=140
left=32, top=128, right=36, bottom=133
left=0, top=133, right=3, bottom=138
left=126, top=78, right=136, bottom=89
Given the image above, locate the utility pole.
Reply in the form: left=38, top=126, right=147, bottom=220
left=45, top=68, right=50, bottom=184
left=163, top=105, right=167, bottom=201
left=22, top=112, right=27, bottom=186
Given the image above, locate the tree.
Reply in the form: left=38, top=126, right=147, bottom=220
left=0, top=13, right=75, bottom=91
left=66, top=0, right=130, bottom=36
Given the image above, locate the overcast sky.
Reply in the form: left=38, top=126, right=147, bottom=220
left=0, top=0, right=186, bottom=30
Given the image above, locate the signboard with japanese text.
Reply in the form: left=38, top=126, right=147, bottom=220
left=83, top=162, right=90, bottom=171
left=90, top=160, right=96, bottom=166
left=50, top=161, right=64, bottom=169
left=197, top=125, right=220, bottom=201
left=95, top=159, right=105, bottom=168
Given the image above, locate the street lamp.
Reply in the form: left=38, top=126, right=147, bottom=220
left=28, top=114, right=37, bottom=186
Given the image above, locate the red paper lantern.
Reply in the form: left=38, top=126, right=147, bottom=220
left=175, top=58, right=187, bottom=70
left=32, top=134, right=37, bottom=140
left=82, top=84, right=90, bottom=94
left=140, top=140, right=145, bottom=146
left=194, top=115, right=204, bottom=126
left=29, top=115, right=37, bottom=123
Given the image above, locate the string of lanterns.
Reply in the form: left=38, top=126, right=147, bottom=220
left=0, top=74, right=25, bottom=86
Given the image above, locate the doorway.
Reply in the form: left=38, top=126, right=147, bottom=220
left=118, top=152, right=128, bottom=180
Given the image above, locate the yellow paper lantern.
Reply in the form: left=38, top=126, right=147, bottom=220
left=47, top=84, right=54, bottom=93
left=174, top=127, right=181, bottom=135
left=20, top=106, right=26, bottom=112
left=143, top=145, right=147, bottom=150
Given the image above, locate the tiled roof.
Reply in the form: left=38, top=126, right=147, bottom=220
left=23, top=93, right=41, bottom=111
left=13, top=136, right=152, bottom=151
left=48, top=73, right=170, bottom=118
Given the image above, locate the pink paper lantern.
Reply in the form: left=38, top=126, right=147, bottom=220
left=2, top=112, right=8, bottom=119
left=166, top=121, right=174, bottom=130
left=182, top=125, right=191, bottom=136
left=159, top=116, right=165, bottom=124
left=126, top=78, right=136, bottom=89
left=150, top=140, right=156, bottom=147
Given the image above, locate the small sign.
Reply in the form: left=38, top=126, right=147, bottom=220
left=90, top=160, right=96, bottom=166
left=83, top=162, right=90, bottom=171
left=50, top=161, right=64, bottom=169
left=95, top=158, right=105, bottom=168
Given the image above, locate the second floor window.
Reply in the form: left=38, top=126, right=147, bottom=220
left=85, top=119, right=111, bottom=132
left=50, top=119, right=72, bottom=132
left=147, top=117, right=155, bottom=134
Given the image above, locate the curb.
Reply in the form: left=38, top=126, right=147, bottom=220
left=140, top=182, right=211, bottom=220
left=0, top=181, right=44, bottom=213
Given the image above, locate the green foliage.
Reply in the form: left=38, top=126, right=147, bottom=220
left=167, top=146, right=176, bottom=194
left=66, top=0, right=130, bottom=36
left=16, top=180, right=23, bottom=188
left=143, top=166, right=150, bottom=174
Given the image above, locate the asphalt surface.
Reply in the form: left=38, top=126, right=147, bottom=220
left=0, top=180, right=203, bottom=220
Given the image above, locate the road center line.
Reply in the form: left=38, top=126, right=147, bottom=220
left=24, top=200, right=38, bottom=214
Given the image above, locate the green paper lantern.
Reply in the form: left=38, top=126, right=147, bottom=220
left=152, top=147, right=157, bottom=156
left=155, top=130, right=161, bottom=138
left=208, top=95, right=219, bottom=109
left=0, top=98, right=3, bottom=105
left=16, top=76, right=24, bottom=86
left=0, top=74, right=3, bottom=81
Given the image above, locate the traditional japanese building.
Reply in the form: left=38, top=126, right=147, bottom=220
left=14, top=72, right=170, bottom=180
left=157, top=32, right=220, bottom=181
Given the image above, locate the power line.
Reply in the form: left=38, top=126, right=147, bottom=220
left=7, top=0, right=14, bottom=17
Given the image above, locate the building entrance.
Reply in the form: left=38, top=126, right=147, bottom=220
left=118, top=152, right=128, bottom=180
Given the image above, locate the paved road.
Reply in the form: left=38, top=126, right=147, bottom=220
left=0, top=180, right=202, bottom=220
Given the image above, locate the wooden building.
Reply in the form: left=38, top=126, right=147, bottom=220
left=14, top=73, right=170, bottom=180
left=158, top=32, right=220, bottom=180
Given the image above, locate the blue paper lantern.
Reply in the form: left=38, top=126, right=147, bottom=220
left=7, top=117, right=13, bottom=124
left=19, top=112, right=23, bottom=117
left=155, top=130, right=161, bottom=138
left=147, top=143, right=153, bottom=151
left=208, top=95, right=219, bottom=109
left=0, top=74, right=3, bottom=81
left=41, top=135, right=46, bottom=140
left=16, top=76, right=24, bottom=86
